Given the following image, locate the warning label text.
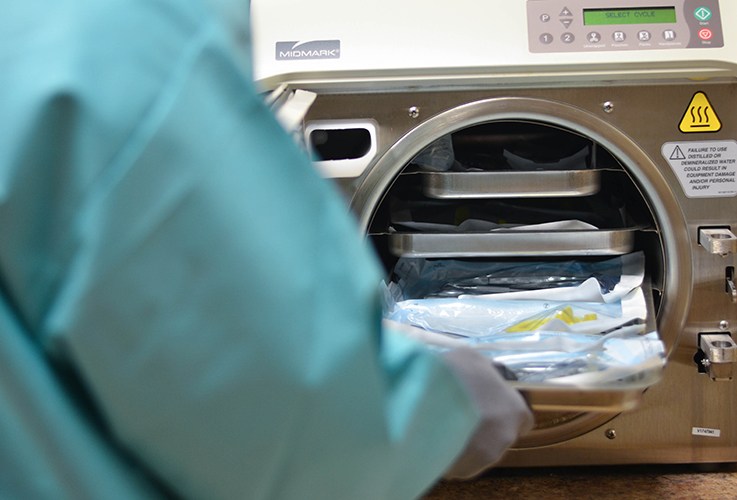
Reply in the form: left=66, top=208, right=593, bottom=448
left=662, top=141, right=737, bottom=198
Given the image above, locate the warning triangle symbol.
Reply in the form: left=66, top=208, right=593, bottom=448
left=679, top=91, right=722, bottom=133
left=669, top=145, right=686, bottom=160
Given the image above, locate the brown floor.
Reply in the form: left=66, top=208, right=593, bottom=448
left=423, top=463, right=737, bottom=499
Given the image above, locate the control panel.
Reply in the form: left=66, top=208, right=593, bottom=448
left=527, top=0, right=724, bottom=53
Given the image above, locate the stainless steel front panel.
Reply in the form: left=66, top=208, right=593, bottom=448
left=302, top=80, right=737, bottom=464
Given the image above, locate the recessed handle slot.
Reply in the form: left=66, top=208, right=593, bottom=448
left=305, top=120, right=378, bottom=178
left=309, top=128, right=372, bottom=161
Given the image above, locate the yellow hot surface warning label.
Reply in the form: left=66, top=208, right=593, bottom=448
left=679, top=92, right=722, bottom=133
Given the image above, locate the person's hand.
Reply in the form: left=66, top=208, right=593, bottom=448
left=442, top=348, right=534, bottom=479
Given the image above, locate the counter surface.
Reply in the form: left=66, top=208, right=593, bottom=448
left=424, top=464, right=737, bottom=499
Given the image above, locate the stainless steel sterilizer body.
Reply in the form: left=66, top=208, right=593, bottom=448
left=251, top=0, right=737, bottom=466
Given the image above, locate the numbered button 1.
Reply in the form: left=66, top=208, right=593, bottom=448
left=540, top=33, right=554, bottom=44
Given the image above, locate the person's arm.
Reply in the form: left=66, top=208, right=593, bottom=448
left=1, top=3, right=530, bottom=498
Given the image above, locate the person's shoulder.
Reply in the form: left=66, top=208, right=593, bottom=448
left=5, top=0, right=216, bottom=103
left=71, top=0, right=215, bottom=87
left=1, top=0, right=226, bottom=175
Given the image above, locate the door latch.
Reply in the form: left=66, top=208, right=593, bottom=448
left=698, top=333, right=736, bottom=381
left=699, top=228, right=737, bottom=255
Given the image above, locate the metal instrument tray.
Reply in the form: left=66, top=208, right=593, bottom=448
left=422, top=169, right=601, bottom=199
left=514, top=381, right=653, bottom=412
left=388, top=229, right=636, bottom=257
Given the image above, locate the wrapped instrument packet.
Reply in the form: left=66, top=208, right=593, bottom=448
left=383, top=252, right=665, bottom=384
left=391, top=252, right=644, bottom=299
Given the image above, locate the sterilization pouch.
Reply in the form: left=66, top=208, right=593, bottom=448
left=383, top=252, right=664, bottom=385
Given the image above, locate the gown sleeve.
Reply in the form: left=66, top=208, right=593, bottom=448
left=1, top=2, right=490, bottom=498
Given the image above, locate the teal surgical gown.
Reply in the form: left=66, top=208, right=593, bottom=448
left=0, top=0, right=526, bottom=498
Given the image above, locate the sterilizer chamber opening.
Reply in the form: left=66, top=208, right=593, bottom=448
left=367, top=120, right=665, bottom=312
left=362, top=119, right=667, bottom=447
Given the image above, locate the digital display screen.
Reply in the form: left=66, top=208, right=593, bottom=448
left=584, top=7, right=677, bottom=25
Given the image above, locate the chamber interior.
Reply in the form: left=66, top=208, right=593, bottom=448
left=367, top=120, right=664, bottom=308
left=364, top=120, right=667, bottom=445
